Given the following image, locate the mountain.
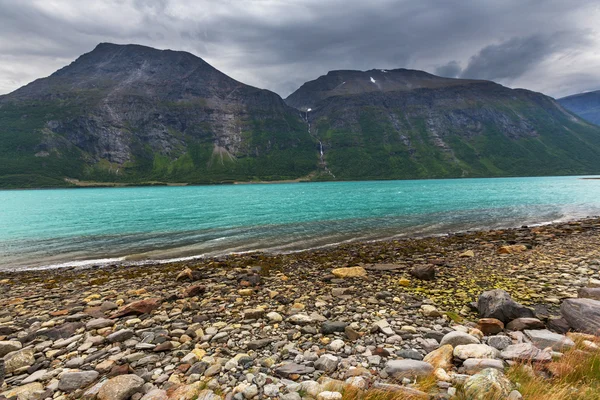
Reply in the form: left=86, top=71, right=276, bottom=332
left=558, top=90, right=600, bottom=126
left=0, top=43, right=316, bottom=188
left=2, top=45, right=600, bottom=189
left=285, top=69, right=600, bottom=180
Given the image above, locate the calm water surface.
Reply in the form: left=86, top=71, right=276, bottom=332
left=2, top=176, right=600, bottom=270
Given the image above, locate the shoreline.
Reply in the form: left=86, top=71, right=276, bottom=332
left=1, top=213, right=592, bottom=273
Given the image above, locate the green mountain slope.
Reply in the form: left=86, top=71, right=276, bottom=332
left=286, top=69, right=600, bottom=180
left=0, top=43, right=317, bottom=188
left=2, top=45, right=600, bottom=189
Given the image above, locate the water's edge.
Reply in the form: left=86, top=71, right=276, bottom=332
left=9, top=213, right=587, bottom=273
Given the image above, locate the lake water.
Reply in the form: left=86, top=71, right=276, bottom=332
left=2, top=176, right=600, bottom=270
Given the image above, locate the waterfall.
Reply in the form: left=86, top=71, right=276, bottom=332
left=319, top=141, right=324, bottom=158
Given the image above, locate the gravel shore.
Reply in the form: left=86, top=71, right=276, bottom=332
left=1, top=218, right=600, bottom=399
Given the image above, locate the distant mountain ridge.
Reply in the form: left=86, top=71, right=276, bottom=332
left=558, top=90, right=600, bottom=126
left=1, top=43, right=600, bottom=188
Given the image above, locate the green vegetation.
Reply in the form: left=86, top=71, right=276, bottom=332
left=3, top=81, right=600, bottom=189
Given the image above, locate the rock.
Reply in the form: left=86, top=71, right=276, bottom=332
left=410, top=264, right=435, bottom=281
left=488, top=335, right=512, bottom=351
left=420, top=304, right=442, bottom=317
left=508, top=390, right=524, bottom=400
left=242, top=384, right=259, bottom=399
left=477, top=318, right=504, bottom=335
left=561, top=298, right=600, bottom=335
left=321, top=321, right=347, bottom=334
left=183, top=284, right=205, bottom=297
left=498, top=245, right=527, bottom=254
left=176, top=267, right=193, bottom=281
left=288, top=314, right=313, bottom=325
left=384, top=359, right=434, bottom=379
left=98, top=374, right=145, bottom=400
left=243, top=308, right=265, bottom=320
left=281, top=393, right=302, bottom=400
left=196, top=389, right=221, bottom=400
left=462, top=358, right=505, bottom=374
left=398, top=278, right=410, bottom=286
left=331, top=267, right=366, bottom=278
left=58, top=370, right=100, bottom=392
left=247, top=338, right=275, bottom=350
left=506, top=318, right=545, bottom=331
left=107, top=329, right=135, bottom=343
left=317, top=391, right=342, bottom=400
left=329, top=339, right=345, bottom=351
left=524, top=329, right=575, bottom=351
left=500, top=343, right=552, bottom=362
left=440, top=331, right=480, bottom=347
left=263, top=384, right=279, bottom=397
left=453, top=344, right=499, bottom=360
left=423, top=345, right=453, bottom=370
left=4, top=348, right=35, bottom=373
left=86, top=318, right=115, bottom=330
left=0, top=382, right=44, bottom=400
left=476, top=289, right=535, bottom=323
left=274, top=363, right=315, bottom=378
left=459, top=250, right=475, bottom=258
left=266, top=312, right=282, bottom=322
left=397, top=349, right=423, bottom=360
left=345, top=326, right=361, bottom=341
left=140, top=389, right=168, bottom=400
left=373, top=319, right=394, bottom=336
left=579, top=287, right=600, bottom=300
left=463, top=368, right=513, bottom=400
left=0, top=341, right=22, bottom=357
left=167, top=383, right=207, bottom=400
left=21, top=369, right=47, bottom=384
left=547, top=317, right=571, bottom=334
left=315, top=354, right=339, bottom=373
left=111, top=298, right=161, bottom=318
left=345, top=376, right=367, bottom=389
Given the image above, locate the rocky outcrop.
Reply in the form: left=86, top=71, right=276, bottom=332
left=561, top=298, right=600, bottom=335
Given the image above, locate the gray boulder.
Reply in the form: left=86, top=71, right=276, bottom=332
left=561, top=298, right=600, bottom=335
left=440, top=331, right=480, bottom=347
left=477, top=290, right=535, bottom=323
left=58, top=371, right=99, bottom=392
left=500, top=343, right=552, bottom=362
left=524, top=329, right=574, bottom=351
left=315, top=354, right=339, bottom=373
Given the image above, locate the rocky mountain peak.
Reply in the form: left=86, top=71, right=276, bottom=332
left=285, top=68, right=488, bottom=110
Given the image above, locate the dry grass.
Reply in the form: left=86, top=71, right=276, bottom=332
left=504, top=338, right=600, bottom=400
left=340, top=338, right=600, bottom=400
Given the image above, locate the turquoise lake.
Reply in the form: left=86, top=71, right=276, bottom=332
left=2, top=176, right=600, bottom=270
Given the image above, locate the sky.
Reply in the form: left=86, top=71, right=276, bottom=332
left=1, top=0, right=600, bottom=99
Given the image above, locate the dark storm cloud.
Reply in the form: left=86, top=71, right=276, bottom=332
left=0, top=0, right=599, bottom=98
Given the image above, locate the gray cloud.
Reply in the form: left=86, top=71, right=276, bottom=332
left=0, top=0, right=599, bottom=98
left=435, top=61, right=462, bottom=78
